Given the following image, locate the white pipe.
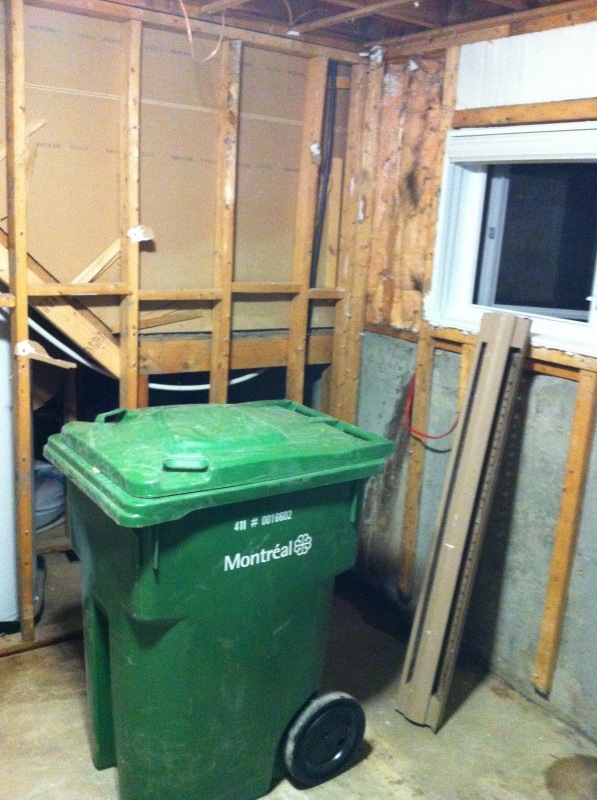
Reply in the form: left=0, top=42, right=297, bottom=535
left=0, top=310, right=18, bottom=622
left=28, top=315, right=265, bottom=392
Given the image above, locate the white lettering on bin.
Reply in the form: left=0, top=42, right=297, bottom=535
left=223, top=534, right=313, bottom=571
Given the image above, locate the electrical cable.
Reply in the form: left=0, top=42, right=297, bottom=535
left=404, top=374, right=460, bottom=440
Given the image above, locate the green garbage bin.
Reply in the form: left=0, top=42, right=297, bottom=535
left=44, top=400, right=394, bottom=800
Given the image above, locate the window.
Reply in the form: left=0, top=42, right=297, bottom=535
left=426, top=122, right=597, bottom=356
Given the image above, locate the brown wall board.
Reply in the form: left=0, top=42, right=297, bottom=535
left=0, top=7, right=121, bottom=287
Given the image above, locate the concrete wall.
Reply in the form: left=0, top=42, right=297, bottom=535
left=356, top=331, right=597, bottom=742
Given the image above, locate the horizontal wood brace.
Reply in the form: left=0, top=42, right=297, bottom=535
left=308, top=287, right=344, bottom=300
left=27, top=283, right=130, bottom=297
left=231, top=282, right=301, bottom=294
left=453, top=98, right=597, bottom=128
left=138, top=290, right=223, bottom=301
left=381, top=0, right=597, bottom=57
left=139, top=330, right=333, bottom=374
left=0, top=293, right=16, bottom=307
left=364, top=322, right=597, bottom=379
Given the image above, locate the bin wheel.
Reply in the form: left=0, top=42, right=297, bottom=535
left=283, top=691, right=365, bottom=787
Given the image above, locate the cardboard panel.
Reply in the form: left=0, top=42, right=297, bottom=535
left=1, top=9, right=336, bottom=334
left=1, top=8, right=120, bottom=286
left=25, top=88, right=120, bottom=283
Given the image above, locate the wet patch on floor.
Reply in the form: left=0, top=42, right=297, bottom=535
left=545, top=755, right=597, bottom=800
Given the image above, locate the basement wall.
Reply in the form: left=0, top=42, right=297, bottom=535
left=357, top=331, right=597, bottom=742
left=358, top=20, right=597, bottom=742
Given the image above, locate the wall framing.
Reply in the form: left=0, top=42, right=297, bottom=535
left=1, top=0, right=369, bottom=650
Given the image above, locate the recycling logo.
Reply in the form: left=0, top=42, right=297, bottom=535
left=293, top=533, right=313, bottom=556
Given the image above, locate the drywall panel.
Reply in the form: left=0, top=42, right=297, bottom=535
left=457, top=20, right=597, bottom=109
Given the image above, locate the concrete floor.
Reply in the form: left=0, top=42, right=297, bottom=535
left=1, top=558, right=597, bottom=800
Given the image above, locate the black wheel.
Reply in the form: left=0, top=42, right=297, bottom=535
left=283, top=692, right=366, bottom=787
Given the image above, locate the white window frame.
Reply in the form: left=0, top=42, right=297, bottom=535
left=425, top=121, right=597, bottom=356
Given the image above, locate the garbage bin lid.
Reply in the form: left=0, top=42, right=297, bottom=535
left=45, top=401, right=394, bottom=501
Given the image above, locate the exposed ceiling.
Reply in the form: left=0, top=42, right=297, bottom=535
left=145, top=0, right=579, bottom=51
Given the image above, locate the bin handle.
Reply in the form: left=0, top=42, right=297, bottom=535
left=95, top=408, right=128, bottom=424
left=163, top=455, right=210, bottom=472
left=317, top=416, right=383, bottom=443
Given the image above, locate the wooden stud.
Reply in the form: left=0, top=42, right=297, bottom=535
left=0, top=117, right=47, bottom=163
left=323, top=157, right=343, bottom=289
left=118, top=19, right=142, bottom=409
left=397, top=321, right=435, bottom=601
left=137, top=374, right=149, bottom=408
left=458, top=342, right=475, bottom=412
left=533, top=370, right=597, bottom=696
left=330, top=63, right=383, bottom=423
left=209, top=39, right=242, bottom=405
left=5, top=0, right=35, bottom=642
left=286, top=56, right=328, bottom=404
left=367, top=62, right=407, bottom=326
left=329, top=63, right=367, bottom=420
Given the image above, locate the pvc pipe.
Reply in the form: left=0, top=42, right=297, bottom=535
left=0, top=310, right=18, bottom=622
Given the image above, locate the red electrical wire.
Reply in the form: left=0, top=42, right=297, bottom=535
left=404, top=374, right=460, bottom=440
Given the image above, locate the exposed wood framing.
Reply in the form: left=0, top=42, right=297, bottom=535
left=27, top=284, right=129, bottom=296
left=458, top=342, right=475, bottom=411
left=27, top=0, right=361, bottom=60
left=210, top=39, right=242, bottom=404
left=5, top=0, right=35, bottom=642
left=366, top=323, right=597, bottom=378
left=286, top=56, right=328, bottom=403
left=0, top=243, right=120, bottom=375
left=294, top=0, right=430, bottom=33
left=323, top=157, right=343, bottom=288
left=330, top=62, right=383, bottom=422
left=138, top=290, right=223, bottom=301
left=397, top=320, right=435, bottom=601
left=0, top=118, right=47, bottom=162
left=0, top=293, right=16, bottom=307
left=533, top=370, right=597, bottom=696
left=71, top=239, right=120, bottom=285
left=390, top=49, right=459, bottom=330
left=453, top=98, right=597, bottom=128
left=139, top=330, right=334, bottom=374
left=137, top=373, right=149, bottom=408
left=233, top=283, right=299, bottom=295
left=366, top=62, right=407, bottom=326
left=118, top=19, right=142, bottom=409
left=382, top=0, right=597, bottom=57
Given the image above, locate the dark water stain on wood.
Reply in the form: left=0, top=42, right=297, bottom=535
left=545, top=755, right=597, bottom=800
